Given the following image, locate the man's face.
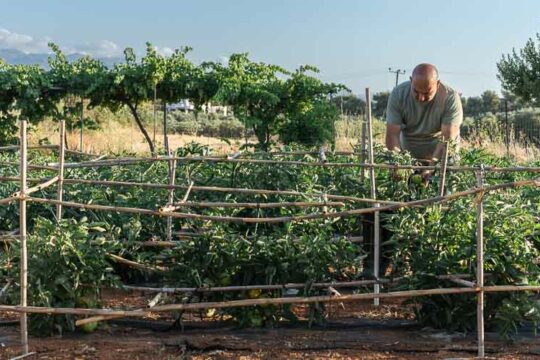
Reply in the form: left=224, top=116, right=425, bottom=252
left=410, top=77, right=440, bottom=103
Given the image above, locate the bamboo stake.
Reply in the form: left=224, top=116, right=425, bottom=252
left=366, top=88, right=380, bottom=306
left=108, top=254, right=166, bottom=273
left=0, top=144, right=57, bottom=152
left=0, top=161, right=57, bottom=171
left=61, top=178, right=400, bottom=206
left=476, top=168, right=485, bottom=358
left=360, top=116, right=367, bottom=181
left=56, top=120, right=66, bottom=221
left=11, top=176, right=59, bottom=198
left=8, top=352, right=37, bottom=360
left=4, top=285, right=540, bottom=318
left=162, top=201, right=346, bottom=209
left=270, top=150, right=366, bottom=156
left=227, top=151, right=241, bottom=160
left=447, top=277, right=475, bottom=287
left=18, top=120, right=29, bottom=355
left=166, top=154, right=177, bottom=241
left=64, top=149, right=100, bottom=157
left=438, top=141, right=449, bottom=197
left=24, top=179, right=540, bottom=224
left=76, top=291, right=164, bottom=327
left=319, top=146, right=327, bottom=163
left=0, top=280, right=11, bottom=300
left=0, top=196, right=19, bottom=206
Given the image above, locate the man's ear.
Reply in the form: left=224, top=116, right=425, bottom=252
left=437, top=80, right=441, bottom=86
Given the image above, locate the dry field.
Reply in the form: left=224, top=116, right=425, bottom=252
left=31, top=119, right=539, bottom=162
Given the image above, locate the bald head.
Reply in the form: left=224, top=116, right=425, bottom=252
left=410, top=63, right=440, bottom=102
left=412, top=63, right=439, bottom=80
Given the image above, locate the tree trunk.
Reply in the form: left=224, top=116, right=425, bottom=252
left=127, top=103, right=155, bottom=155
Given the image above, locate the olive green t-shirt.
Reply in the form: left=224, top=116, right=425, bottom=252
left=386, top=80, right=463, bottom=159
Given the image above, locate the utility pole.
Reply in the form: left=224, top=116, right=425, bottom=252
left=388, top=68, right=406, bottom=87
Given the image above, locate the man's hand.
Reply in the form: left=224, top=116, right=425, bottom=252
left=432, top=123, right=460, bottom=160
left=385, top=124, right=401, bottom=152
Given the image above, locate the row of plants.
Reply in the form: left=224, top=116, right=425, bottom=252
left=0, top=144, right=539, bottom=336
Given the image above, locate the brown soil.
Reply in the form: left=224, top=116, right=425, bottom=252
left=1, top=293, right=539, bottom=360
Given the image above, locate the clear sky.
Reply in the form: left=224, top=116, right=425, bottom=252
left=1, top=0, right=539, bottom=96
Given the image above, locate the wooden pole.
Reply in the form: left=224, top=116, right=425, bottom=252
left=11, top=176, right=59, bottom=198
left=163, top=102, right=169, bottom=155
left=24, top=178, right=540, bottom=224
left=153, top=85, right=157, bottom=145
left=0, top=144, right=58, bottom=152
left=360, top=115, right=367, bottom=181
left=166, top=153, right=177, bottom=242
left=59, top=178, right=401, bottom=205
left=19, top=120, right=29, bottom=354
left=6, top=285, right=540, bottom=319
left=476, top=168, right=485, bottom=358
left=57, top=120, right=66, bottom=221
left=80, top=100, right=84, bottom=152
left=438, top=141, right=449, bottom=197
left=366, top=88, right=380, bottom=306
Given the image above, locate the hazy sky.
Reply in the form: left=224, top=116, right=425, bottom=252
left=1, top=0, right=539, bottom=96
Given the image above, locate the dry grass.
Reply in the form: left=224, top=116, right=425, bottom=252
left=30, top=118, right=539, bottom=162
left=31, top=119, right=240, bottom=155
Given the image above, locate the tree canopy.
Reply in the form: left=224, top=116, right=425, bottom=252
left=0, top=43, right=344, bottom=151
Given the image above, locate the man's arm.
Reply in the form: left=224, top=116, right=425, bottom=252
left=432, top=123, right=460, bottom=161
left=433, top=89, right=463, bottom=162
left=385, top=124, right=402, bottom=152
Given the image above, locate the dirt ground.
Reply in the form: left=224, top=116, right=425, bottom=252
left=2, top=292, right=540, bottom=360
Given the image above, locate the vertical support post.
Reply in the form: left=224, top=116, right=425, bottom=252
left=19, top=120, right=29, bottom=354
left=167, top=152, right=177, bottom=242
left=504, top=99, right=509, bottom=155
left=56, top=120, right=66, bottom=221
left=476, top=168, right=485, bottom=358
left=153, top=85, right=157, bottom=145
left=163, top=102, right=169, bottom=155
left=80, top=100, right=84, bottom=152
left=438, top=141, right=448, bottom=197
left=366, top=88, right=380, bottom=306
left=360, top=117, right=367, bottom=181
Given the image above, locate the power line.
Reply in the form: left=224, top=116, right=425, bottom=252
left=388, top=67, right=406, bottom=87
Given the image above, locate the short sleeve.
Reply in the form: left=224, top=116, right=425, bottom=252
left=386, top=87, right=403, bottom=125
left=441, top=91, right=463, bottom=126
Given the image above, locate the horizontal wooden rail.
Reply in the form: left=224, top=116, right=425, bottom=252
left=2, top=285, right=540, bottom=319
left=24, top=179, right=540, bottom=224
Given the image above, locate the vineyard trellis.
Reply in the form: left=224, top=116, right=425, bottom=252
left=0, top=118, right=540, bottom=359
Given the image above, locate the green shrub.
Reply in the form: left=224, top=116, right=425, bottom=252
left=1, top=217, right=121, bottom=335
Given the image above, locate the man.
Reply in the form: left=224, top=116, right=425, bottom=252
left=385, top=63, right=462, bottom=163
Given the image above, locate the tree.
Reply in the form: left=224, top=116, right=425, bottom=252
left=481, top=90, right=500, bottom=114
left=330, top=94, right=365, bottom=115
left=280, top=66, right=344, bottom=147
left=464, top=96, right=483, bottom=118
left=87, top=44, right=167, bottom=155
left=497, top=33, right=540, bottom=105
left=215, top=53, right=288, bottom=151
left=0, top=58, right=62, bottom=145
left=372, top=91, right=390, bottom=118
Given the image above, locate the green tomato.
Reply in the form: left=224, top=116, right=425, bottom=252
left=249, top=314, right=264, bottom=327
left=411, top=174, right=423, bottom=185
left=81, top=321, right=98, bottom=333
